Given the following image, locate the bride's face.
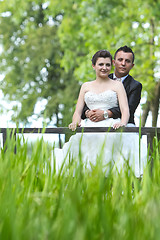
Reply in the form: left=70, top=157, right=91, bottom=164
left=93, top=57, right=112, bottom=78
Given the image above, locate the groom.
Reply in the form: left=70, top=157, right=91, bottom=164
left=81, top=45, right=142, bottom=125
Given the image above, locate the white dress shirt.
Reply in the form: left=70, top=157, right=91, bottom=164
left=113, top=73, right=128, bottom=82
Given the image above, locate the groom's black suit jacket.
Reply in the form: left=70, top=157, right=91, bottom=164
left=81, top=73, right=142, bottom=125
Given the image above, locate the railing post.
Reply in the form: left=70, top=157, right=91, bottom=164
left=12, top=129, right=17, bottom=154
left=1, top=128, right=16, bottom=153
left=2, top=128, right=7, bottom=150
left=146, top=133, right=154, bottom=153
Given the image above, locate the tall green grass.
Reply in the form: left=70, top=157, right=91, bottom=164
left=0, top=131, right=159, bottom=240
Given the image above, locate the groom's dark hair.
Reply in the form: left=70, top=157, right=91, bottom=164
left=92, top=50, right=112, bottom=66
left=114, top=45, right=135, bottom=63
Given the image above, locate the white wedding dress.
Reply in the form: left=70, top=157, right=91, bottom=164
left=52, top=90, right=147, bottom=177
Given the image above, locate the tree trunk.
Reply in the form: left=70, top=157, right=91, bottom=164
left=141, top=100, right=150, bottom=127
left=150, top=82, right=160, bottom=127
left=149, top=18, right=160, bottom=127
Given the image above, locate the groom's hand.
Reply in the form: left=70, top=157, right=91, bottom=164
left=89, top=109, right=104, bottom=122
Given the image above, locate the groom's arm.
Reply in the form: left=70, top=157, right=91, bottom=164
left=110, top=81, right=142, bottom=120
left=87, top=108, right=117, bottom=122
left=81, top=104, right=115, bottom=120
left=108, top=106, right=121, bottom=119
left=81, top=103, right=89, bottom=119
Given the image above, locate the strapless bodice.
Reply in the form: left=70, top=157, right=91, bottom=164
left=84, top=90, right=118, bottom=110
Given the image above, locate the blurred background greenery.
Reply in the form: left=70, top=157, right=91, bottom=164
left=0, top=0, right=159, bottom=128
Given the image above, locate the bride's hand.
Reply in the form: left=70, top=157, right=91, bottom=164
left=68, top=122, right=80, bottom=131
left=113, top=122, right=126, bottom=129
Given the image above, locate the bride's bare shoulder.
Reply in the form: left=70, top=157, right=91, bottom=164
left=81, top=81, right=95, bottom=91
left=109, top=79, right=124, bottom=93
left=110, top=79, right=123, bottom=87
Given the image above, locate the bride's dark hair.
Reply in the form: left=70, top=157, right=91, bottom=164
left=92, top=50, right=112, bottom=66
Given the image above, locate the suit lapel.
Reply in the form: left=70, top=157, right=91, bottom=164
left=123, top=75, right=132, bottom=84
left=109, top=73, right=114, bottom=79
left=123, top=75, right=132, bottom=94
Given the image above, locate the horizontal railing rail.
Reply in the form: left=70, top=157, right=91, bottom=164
left=0, top=127, right=160, bottom=150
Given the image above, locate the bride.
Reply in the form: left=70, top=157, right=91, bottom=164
left=53, top=50, right=146, bottom=177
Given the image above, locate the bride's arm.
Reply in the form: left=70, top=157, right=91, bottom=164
left=68, top=83, right=87, bottom=131
left=113, top=82, right=130, bottom=129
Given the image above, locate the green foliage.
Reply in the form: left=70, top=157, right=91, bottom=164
left=0, top=132, right=160, bottom=239
left=0, top=0, right=79, bottom=126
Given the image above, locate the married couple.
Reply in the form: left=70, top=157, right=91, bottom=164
left=53, top=46, right=147, bottom=177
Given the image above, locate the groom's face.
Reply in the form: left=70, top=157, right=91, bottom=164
left=113, top=51, right=134, bottom=77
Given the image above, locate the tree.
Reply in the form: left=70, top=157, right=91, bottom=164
left=123, top=0, right=160, bottom=126
left=0, top=0, right=79, bottom=128
left=48, top=0, right=160, bottom=126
